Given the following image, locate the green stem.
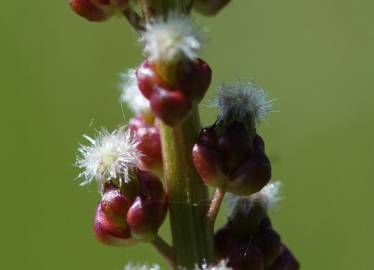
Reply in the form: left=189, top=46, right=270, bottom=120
left=151, top=235, right=177, bottom=269
left=160, top=109, right=214, bottom=269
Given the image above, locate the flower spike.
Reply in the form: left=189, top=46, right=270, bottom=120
left=76, top=128, right=141, bottom=188
left=141, top=14, right=204, bottom=63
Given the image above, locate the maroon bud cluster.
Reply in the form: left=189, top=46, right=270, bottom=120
left=192, top=122, right=271, bottom=196
left=129, top=115, right=162, bottom=174
left=70, top=0, right=128, bottom=22
left=94, top=170, right=167, bottom=246
left=193, top=0, right=232, bottom=16
left=215, top=220, right=299, bottom=270
left=136, top=59, right=212, bottom=126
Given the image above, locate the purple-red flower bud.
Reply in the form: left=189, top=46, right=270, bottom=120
left=94, top=204, right=135, bottom=246
left=192, top=128, right=226, bottom=187
left=269, top=245, right=300, bottom=270
left=177, top=59, right=212, bottom=102
left=70, top=0, right=128, bottom=22
left=150, top=87, right=193, bottom=126
left=215, top=225, right=265, bottom=270
left=228, top=153, right=271, bottom=196
left=127, top=171, right=167, bottom=241
left=129, top=115, right=162, bottom=174
left=193, top=123, right=271, bottom=196
left=93, top=170, right=167, bottom=246
left=136, top=59, right=212, bottom=126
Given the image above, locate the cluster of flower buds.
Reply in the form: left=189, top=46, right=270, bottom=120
left=193, top=0, right=232, bottom=16
left=70, top=0, right=129, bottom=22
left=121, top=69, right=163, bottom=176
left=94, top=170, right=167, bottom=245
left=76, top=128, right=167, bottom=246
left=215, top=182, right=299, bottom=270
left=135, top=15, right=211, bottom=126
left=136, top=58, right=211, bottom=126
left=193, top=83, right=273, bottom=196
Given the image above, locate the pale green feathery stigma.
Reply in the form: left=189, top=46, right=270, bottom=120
left=76, top=127, right=141, bottom=189
left=120, top=69, right=150, bottom=114
left=140, top=13, right=204, bottom=63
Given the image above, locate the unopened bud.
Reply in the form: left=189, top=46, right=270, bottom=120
left=228, top=153, right=271, bottom=196
left=136, top=58, right=211, bottom=126
left=127, top=196, right=167, bottom=241
left=193, top=123, right=271, bottom=196
left=192, top=128, right=226, bottom=187
left=129, top=115, right=162, bottom=174
left=150, top=87, right=193, bottom=126
left=177, top=59, right=212, bottom=103
left=101, top=183, right=133, bottom=228
left=218, top=122, right=253, bottom=173
left=214, top=224, right=264, bottom=270
left=126, top=171, right=167, bottom=241
left=94, top=204, right=136, bottom=246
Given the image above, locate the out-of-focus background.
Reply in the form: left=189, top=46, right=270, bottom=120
left=1, top=1, right=373, bottom=269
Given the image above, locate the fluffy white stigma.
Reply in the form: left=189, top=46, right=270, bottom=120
left=141, top=14, right=204, bottom=62
left=195, top=260, right=232, bottom=270
left=216, top=82, right=273, bottom=126
left=76, top=128, right=140, bottom=187
left=120, top=69, right=150, bottom=114
left=123, top=263, right=160, bottom=270
left=227, top=181, right=282, bottom=218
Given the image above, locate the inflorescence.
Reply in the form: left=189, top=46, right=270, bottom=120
left=71, top=0, right=299, bottom=269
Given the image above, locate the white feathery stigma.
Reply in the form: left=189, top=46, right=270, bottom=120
left=141, top=14, right=204, bottom=62
left=76, top=128, right=141, bottom=188
left=120, top=69, right=150, bottom=114
left=194, top=260, right=232, bottom=270
left=227, top=181, right=282, bottom=218
left=216, top=82, right=273, bottom=126
left=123, top=263, right=160, bottom=270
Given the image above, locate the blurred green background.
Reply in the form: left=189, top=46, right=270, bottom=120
left=1, top=0, right=373, bottom=269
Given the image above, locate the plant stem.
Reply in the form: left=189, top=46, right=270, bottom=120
left=207, top=188, right=226, bottom=227
left=160, top=109, right=214, bottom=269
left=151, top=235, right=177, bottom=269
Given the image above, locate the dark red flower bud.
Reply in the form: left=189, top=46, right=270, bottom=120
left=177, top=59, right=212, bottom=102
left=215, top=225, right=264, bottom=270
left=70, top=0, right=128, bottom=22
left=270, top=245, right=300, bottom=270
left=126, top=170, right=167, bottom=241
left=254, top=228, right=282, bottom=267
left=192, top=143, right=226, bottom=187
left=137, top=170, right=166, bottom=201
left=218, top=122, right=253, bottom=173
left=94, top=204, right=136, bottom=246
left=129, top=115, right=162, bottom=174
left=136, top=59, right=211, bottom=126
left=100, top=184, right=133, bottom=228
left=193, top=0, right=232, bottom=16
left=228, top=153, right=271, bottom=196
left=150, top=87, right=192, bottom=126
left=93, top=170, right=166, bottom=245
left=127, top=196, right=167, bottom=241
